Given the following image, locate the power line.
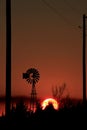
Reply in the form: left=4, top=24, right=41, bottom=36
left=62, top=0, right=80, bottom=15
left=40, top=0, right=77, bottom=29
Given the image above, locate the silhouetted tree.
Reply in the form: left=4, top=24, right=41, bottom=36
left=52, top=83, right=66, bottom=100
left=44, top=102, right=55, bottom=111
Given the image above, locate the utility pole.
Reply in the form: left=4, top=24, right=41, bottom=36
left=6, top=0, right=11, bottom=117
left=83, top=14, right=87, bottom=105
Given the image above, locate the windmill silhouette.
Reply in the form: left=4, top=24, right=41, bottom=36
left=23, top=68, right=40, bottom=112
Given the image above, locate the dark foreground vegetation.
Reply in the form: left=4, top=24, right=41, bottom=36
left=0, top=98, right=87, bottom=130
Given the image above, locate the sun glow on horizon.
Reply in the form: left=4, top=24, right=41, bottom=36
left=41, top=98, right=59, bottom=110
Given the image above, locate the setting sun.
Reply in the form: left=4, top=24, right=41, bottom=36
left=41, top=98, right=59, bottom=110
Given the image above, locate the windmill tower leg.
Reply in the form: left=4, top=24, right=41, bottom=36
left=30, top=85, right=37, bottom=112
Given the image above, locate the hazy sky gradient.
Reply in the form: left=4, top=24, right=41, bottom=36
left=0, top=0, right=87, bottom=99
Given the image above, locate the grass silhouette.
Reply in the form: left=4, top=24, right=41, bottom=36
left=0, top=98, right=87, bottom=129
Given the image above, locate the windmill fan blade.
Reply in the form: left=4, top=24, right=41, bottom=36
left=24, top=68, right=40, bottom=85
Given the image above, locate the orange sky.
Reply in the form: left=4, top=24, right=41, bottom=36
left=0, top=0, right=87, bottom=100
